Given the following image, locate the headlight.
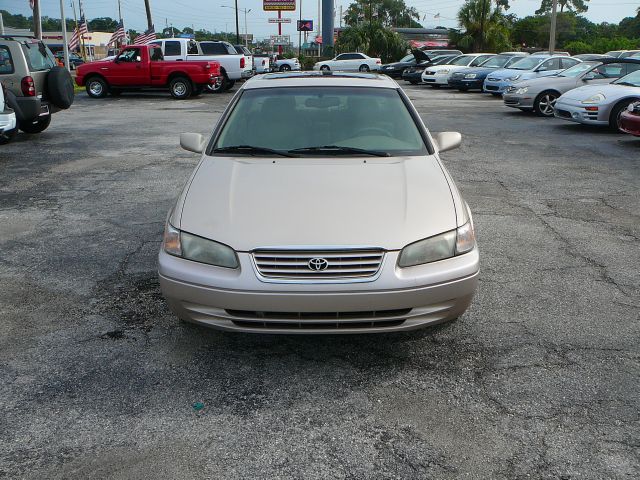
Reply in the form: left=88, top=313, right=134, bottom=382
left=437, top=69, right=450, bottom=74
left=507, top=75, right=521, bottom=81
left=581, top=93, right=605, bottom=104
left=464, top=73, right=477, bottom=79
left=398, top=221, right=476, bottom=268
left=163, top=222, right=239, bottom=268
left=515, top=86, right=529, bottom=94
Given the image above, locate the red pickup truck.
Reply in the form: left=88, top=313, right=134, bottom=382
left=75, top=44, right=221, bottom=99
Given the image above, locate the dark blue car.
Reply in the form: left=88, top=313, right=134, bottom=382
left=448, top=54, right=528, bottom=91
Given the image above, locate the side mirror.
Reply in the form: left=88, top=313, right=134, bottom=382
left=433, top=132, right=462, bottom=153
left=180, top=133, right=206, bottom=154
left=583, top=72, right=597, bottom=81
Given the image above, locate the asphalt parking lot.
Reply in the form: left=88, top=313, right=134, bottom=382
left=1, top=83, right=639, bottom=479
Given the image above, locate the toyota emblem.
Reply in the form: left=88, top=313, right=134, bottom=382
left=308, top=258, right=329, bottom=271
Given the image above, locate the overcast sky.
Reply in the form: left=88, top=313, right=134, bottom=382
left=4, top=0, right=640, bottom=41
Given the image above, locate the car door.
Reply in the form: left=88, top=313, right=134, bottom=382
left=331, top=54, right=347, bottom=69
left=107, top=47, right=143, bottom=85
left=535, top=58, right=562, bottom=77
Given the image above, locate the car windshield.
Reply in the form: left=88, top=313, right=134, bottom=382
left=509, top=57, right=546, bottom=70
left=20, top=40, right=56, bottom=72
left=605, top=51, right=622, bottom=57
left=213, top=86, right=427, bottom=156
left=479, top=55, right=513, bottom=68
left=558, top=62, right=597, bottom=77
left=449, top=55, right=475, bottom=66
left=613, top=70, right=640, bottom=87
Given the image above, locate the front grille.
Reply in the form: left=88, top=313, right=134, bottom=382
left=226, top=308, right=411, bottom=330
left=451, top=73, right=464, bottom=79
left=252, top=249, right=384, bottom=280
left=556, top=109, right=572, bottom=118
left=504, top=99, right=519, bottom=105
left=485, top=85, right=498, bottom=91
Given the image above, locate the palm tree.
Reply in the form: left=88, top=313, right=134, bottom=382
left=457, top=0, right=511, bottom=52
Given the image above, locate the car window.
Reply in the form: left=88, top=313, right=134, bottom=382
left=164, top=41, right=181, bottom=56
left=449, top=55, right=475, bottom=66
left=0, top=45, right=14, bottom=74
left=20, top=41, right=56, bottom=72
left=625, top=63, right=640, bottom=75
left=538, top=58, right=561, bottom=71
left=620, top=51, right=640, bottom=58
left=592, top=63, right=624, bottom=78
left=561, top=58, right=579, bottom=69
left=214, top=87, right=428, bottom=155
left=558, top=62, right=596, bottom=77
left=149, top=46, right=164, bottom=61
left=510, top=57, right=546, bottom=70
left=187, top=41, right=199, bottom=55
left=470, top=55, right=493, bottom=67
left=200, top=42, right=227, bottom=55
left=117, top=48, right=141, bottom=62
left=335, top=54, right=346, bottom=60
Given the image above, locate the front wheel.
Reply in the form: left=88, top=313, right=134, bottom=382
left=610, top=99, right=639, bottom=133
left=320, top=65, right=330, bottom=71
left=359, top=64, right=370, bottom=72
left=86, top=77, right=108, bottom=98
left=534, top=91, right=559, bottom=117
left=279, top=64, right=291, bottom=72
left=20, top=114, right=51, bottom=134
left=169, top=76, right=192, bottom=99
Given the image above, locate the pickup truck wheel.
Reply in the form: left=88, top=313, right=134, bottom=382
left=279, top=64, right=291, bottom=72
left=86, top=77, right=108, bottom=98
left=169, top=77, right=192, bottom=99
left=19, top=114, right=52, bottom=134
left=222, top=80, right=235, bottom=92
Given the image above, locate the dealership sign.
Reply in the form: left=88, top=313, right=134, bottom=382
left=263, top=0, right=296, bottom=11
left=270, top=35, right=291, bottom=45
left=269, top=18, right=292, bottom=23
left=297, top=20, right=313, bottom=31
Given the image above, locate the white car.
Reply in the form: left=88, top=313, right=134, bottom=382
left=274, top=57, right=301, bottom=72
left=0, top=86, right=18, bottom=145
left=314, top=53, right=382, bottom=72
left=422, top=53, right=495, bottom=86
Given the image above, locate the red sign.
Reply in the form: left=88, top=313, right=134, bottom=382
left=263, top=0, right=295, bottom=11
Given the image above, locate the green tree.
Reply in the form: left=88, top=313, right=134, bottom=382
left=87, top=17, right=118, bottom=32
left=335, top=22, right=408, bottom=63
left=536, top=0, right=589, bottom=15
left=344, top=0, right=421, bottom=28
left=456, top=0, right=511, bottom=52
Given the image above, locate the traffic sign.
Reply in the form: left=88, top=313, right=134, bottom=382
left=297, top=20, right=313, bottom=32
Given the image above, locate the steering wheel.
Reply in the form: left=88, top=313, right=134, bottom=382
left=354, top=127, right=392, bottom=137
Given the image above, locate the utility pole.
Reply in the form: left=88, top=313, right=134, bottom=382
left=479, top=0, right=487, bottom=51
left=235, top=0, right=240, bottom=44
left=243, top=8, right=251, bottom=47
left=60, top=0, right=70, bottom=71
left=549, top=0, right=558, bottom=54
left=0, top=12, right=5, bottom=35
left=33, top=0, right=43, bottom=39
left=298, top=0, right=302, bottom=57
left=144, top=0, right=153, bottom=30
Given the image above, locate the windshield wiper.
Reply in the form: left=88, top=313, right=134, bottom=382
left=213, top=145, right=297, bottom=157
left=289, top=145, right=390, bottom=157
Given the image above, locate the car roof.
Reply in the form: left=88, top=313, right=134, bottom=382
left=243, top=72, right=398, bottom=89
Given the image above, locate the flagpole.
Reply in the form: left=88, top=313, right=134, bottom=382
left=78, top=0, right=87, bottom=61
left=60, top=0, right=70, bottom=71
left=117, top=0, right=125, bottom=47
left=33, top=0, right=43, bottom=39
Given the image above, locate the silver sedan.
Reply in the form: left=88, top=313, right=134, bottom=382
left=503, top=59, right=640, bottom=116
left=158, top=73, right=479, bottom=334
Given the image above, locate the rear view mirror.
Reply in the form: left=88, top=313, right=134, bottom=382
left=180, top=133, right=206, bottom=153
left=433, top=132, right=462, bottom=153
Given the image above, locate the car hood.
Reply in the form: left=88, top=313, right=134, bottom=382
left=179, top=156, right=456, bottom=251
left=559, top=83, right=640, bottom=101
left=488, top=68, right=533, bottom=79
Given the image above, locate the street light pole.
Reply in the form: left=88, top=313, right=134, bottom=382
left=244, top=8, right=251, bottom=47
left=234, top=0, right=240, bottom=44
left=549, top=0, right=558, bottom=54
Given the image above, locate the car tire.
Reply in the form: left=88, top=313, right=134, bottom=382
left=169, top=76, right=192, bottom=99
left=534, top=90, right=560, bottom=117
left=19, top=114, right=51, bottom=134
left=0, top=125, right=18, bottom=144
left=320, top=65, right=330, bottom=71
left=47, top=66, right=75, bottom=109
left=359, top=64, right=370, bottom=72
left=222, top=79, right=235, bottom=92
left=279, top=64, right=291, bottom=72
left=86, top=76, right=109, bottom=98
left=610, top=99, right=639, bottom=133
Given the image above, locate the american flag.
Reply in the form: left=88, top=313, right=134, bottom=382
left=78, top=15, right=89, bottom=36
left=133, top=26, right=156, bottom=45
left=107, top=21, right=126, bottom=46
left=68, top=27, right=80, bottom=51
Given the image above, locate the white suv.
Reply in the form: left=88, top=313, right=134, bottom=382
left=0, top=85, right=17, bottom=144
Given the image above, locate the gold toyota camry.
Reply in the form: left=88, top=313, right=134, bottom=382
left=159, top=72, right=479, bottom=333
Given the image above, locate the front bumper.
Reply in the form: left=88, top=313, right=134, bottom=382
left=421, top=72, right=449, bottom=85
left=158, top=248, right=479, bottom=334
left=503, top=93, right=535, bottom=110
left=402, top=71, right=423, bottom=83
left=553, top=98, right=608, bottom=126
left=483, top=78, right=512, bottom=94
left=448, top=78, right=484, bottom=90
left=619, top=111, right=640, bottom=136
left=0, top=108, right=17, bottom=132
